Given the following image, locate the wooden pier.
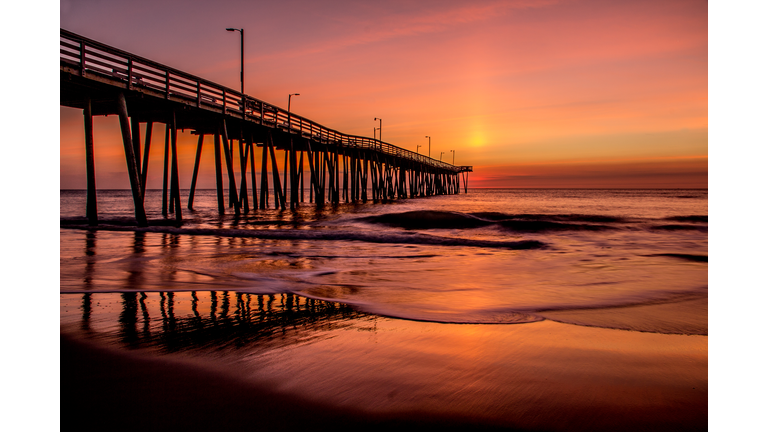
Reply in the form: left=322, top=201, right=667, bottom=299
left=60, top=29, right=472, bottom=227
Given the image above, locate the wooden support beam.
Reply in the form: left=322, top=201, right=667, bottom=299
left=260, top=143, right=269, bottom=209
left=267, top=133, right=285, bottom=210
left=115, top=92, right=147, bottom=227
left=141, top=122, right=152, bottom=197
left=377, top=157, right=384, bottom=201
left=456, top=173, right=460, bottom=194
left=188, top=134, right=204, bottom=210
left=350, top=153, right=356, bottom=202
left=325, top=150, right=335, bottom=203
left=83, top=99, right=97, bottom=226
left=362, top=155, right=368, bottom=203
left=306, top=142, right=322, bottom=205
left=343, top=154, right=348, bottom=203
left=248, top=137, right=258, bottom=209
left=289, top=140, right=297, bottom=210
left=308, top=152, right=314, bottom=203
left=283, top=149, right=288, bottom=207
left=321, top=149, right=327, bottom=203
left=409, top=168, right=415, bottom=198
left=131, top=117, right=142, bottom=174
left=334, top=150, right=340, bottom=204
left=358, top=154, right=364, bottom=201
left=309, top=153, right=314, bottom=203
left=299, top=150, right=304, bottom=203
left=220, top=119, right=240, bottom=215
left=170, top=111, right=182, bottom=224
left=369, top=156, right=377, bottom=202
left=162, top=125, right=170, bottom=215
left=368, top=157, right=374, bottom=202
left=399, top=167, right=406, bottom=199
left=238, top=139, right=249, bottom=213
left=214, top=131, right=225, bottom=214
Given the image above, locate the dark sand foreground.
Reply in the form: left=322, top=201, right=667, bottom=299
left=61, top=334, right=513, bottom=432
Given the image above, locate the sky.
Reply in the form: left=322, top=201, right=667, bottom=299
left=59, top=0, right=707, bottom=189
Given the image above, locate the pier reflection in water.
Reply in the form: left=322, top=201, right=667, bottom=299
left=61, top=291, right=375, bottom=353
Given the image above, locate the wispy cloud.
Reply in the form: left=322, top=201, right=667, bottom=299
left=251, top=0, right=562, bottom=62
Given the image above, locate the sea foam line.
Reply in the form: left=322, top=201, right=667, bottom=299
left=60, top=223, right=547, bottom=250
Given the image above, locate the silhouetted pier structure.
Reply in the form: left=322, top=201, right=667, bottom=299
left=60, top=29, right=473, bottom=227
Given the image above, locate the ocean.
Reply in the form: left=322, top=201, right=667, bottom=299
left=60, top=188, right=708, bottom=431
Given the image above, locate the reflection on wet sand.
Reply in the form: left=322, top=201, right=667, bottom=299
left=64, top=291, right=373, bottom=353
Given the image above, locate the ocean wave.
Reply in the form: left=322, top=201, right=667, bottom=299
left=60, top=223, right=547, bottom=250
left=497, top=220, right=617, bottom=232
left=360, top=210, right=621, bottom=232
left=359, top=210, right=493, bottom=229
left=471, top=212, right=627, bottom=223
left=644, top=253, right=708, bottom=263
left=649, top=224, right=707, bottom=231
left=663, top=215, right=708, bottom=223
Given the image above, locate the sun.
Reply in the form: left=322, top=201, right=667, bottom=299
left=468, top=132, right=486, bottom=148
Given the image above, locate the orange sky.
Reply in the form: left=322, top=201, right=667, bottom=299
left=59, top=0, right=707, bottom=189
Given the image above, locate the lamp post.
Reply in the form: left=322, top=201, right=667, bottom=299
left=225, top=28, right=244, bottom=96
left=440, top=151, right=445, bottom=161
left=425, top=136, right=431, bottom=158
left=450, top=149, right=455, bottom=165
left=288, top=93, right=300, bottom=128
left=288, top=93, right=300, bottom=113
left=416, top=144, right=421, bottom=155
left=374, top=118, right=382, bottom=142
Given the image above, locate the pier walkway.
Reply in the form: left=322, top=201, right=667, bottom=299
left=60, top=29, right=472, bottom=227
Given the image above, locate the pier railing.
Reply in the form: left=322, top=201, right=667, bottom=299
left=60, top=29, right=469, bottom=173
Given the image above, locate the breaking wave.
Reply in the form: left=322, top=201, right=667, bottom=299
left=61, top=222, right=546, bottom=250
left=360, top=210, right=621, bottom=232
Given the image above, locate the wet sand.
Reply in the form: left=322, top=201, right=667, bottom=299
left=60, top=334, right=510, bottom=432
left=60, top=292, right=707, bottom=432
